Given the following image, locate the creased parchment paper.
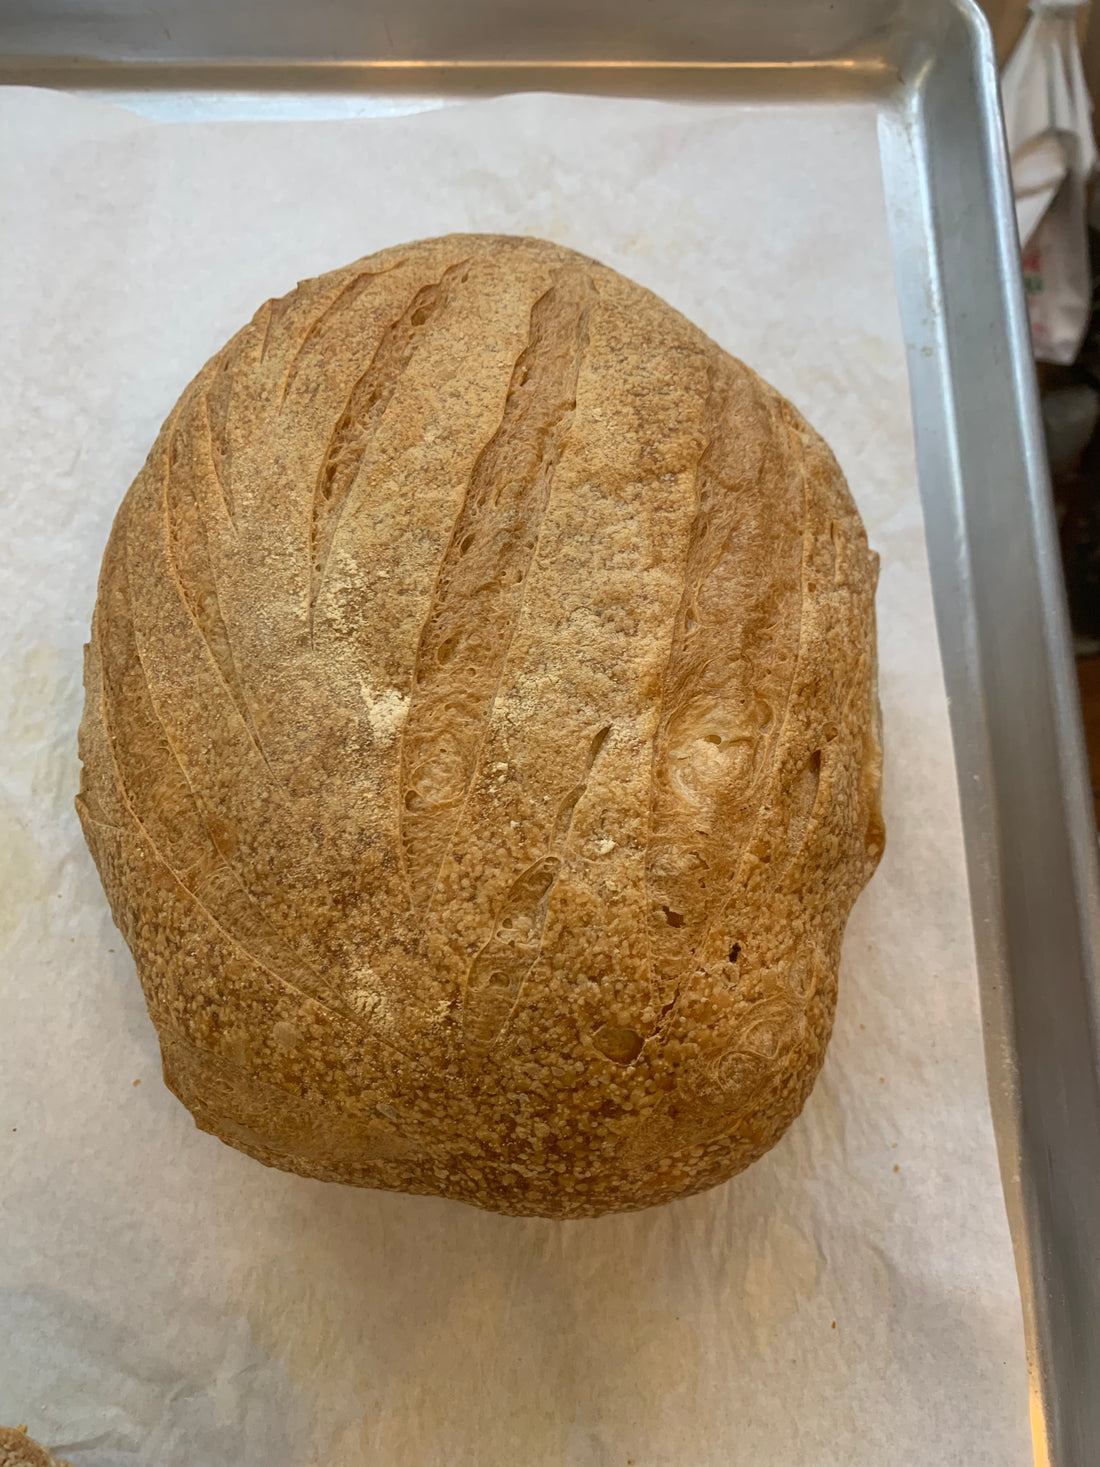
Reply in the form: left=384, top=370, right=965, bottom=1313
left=0, top=86, right=1031, bottom=1467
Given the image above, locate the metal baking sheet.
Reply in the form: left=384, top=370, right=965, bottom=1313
left=2, top=2, right=1098, bottom=1464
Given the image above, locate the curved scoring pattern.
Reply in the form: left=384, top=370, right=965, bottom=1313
left=310, top=258, right=470, bottom=623
left=77, top=234, right=884, bottom=1219
left=399, top=264, right=595, bottom=910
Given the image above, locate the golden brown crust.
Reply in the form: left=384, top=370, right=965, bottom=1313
left=0, top=1426, right=75, bottom=1467
left=77, top=234, right=883, bottom=1217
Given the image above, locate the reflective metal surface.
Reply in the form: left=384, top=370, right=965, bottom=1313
left=0, top=0, right=903, bottom=65
left=879, top=9, right=1100, bottom=1465
left=2, top=1, right=1098, bottom=1461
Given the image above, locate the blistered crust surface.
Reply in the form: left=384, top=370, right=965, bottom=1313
left=0, top=1426, right=75, bottom=1467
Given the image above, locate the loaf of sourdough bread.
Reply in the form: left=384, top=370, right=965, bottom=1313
left=77, top=234, right=883, bottom=1217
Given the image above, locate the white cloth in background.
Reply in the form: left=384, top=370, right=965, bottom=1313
left=1002, top=0, right=1098, bottom=361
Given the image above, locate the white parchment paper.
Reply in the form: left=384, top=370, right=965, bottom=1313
left=0, top=86, right=1032, bottom=1467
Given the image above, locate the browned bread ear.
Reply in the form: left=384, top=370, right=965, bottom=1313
left=78, top=233, right=883, bottom=1217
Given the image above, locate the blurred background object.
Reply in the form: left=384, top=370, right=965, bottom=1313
left=981, top=0, right=1092, bottom=65
left=985, top=0, right=1100, bottom=821
left=1002, top=1, right=1096, bottom=362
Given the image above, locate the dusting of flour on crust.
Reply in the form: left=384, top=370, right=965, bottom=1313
left=360, top=683, right=408, bottom=745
